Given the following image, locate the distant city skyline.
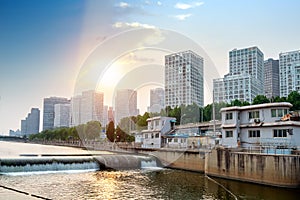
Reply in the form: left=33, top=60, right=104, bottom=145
left=1, top=0, right=300, bottom=134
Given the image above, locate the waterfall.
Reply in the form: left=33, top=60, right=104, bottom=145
left=0, top=156, right=99, bottom=175
left=0, top=154, right=163, bottom=175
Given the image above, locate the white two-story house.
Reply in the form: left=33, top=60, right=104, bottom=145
left=220, top=102, right=300, bottom=152
left=141, top=116, right=176, bottom=148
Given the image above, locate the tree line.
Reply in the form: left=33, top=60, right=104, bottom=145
left=29, top=91, right=300, bottom=142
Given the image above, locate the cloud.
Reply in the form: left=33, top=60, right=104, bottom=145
left=113, top=22, right=156, bottom=29
left=118, top=2, right=130, bottom=8
left=174, top=2, right=204, bottom=10
left=157, top=1, right=162, bottom=6
left=173, top=13, right=192, bottom=20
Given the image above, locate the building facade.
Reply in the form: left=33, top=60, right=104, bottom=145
left=264, top=59, right=280, bottom=99
left=43, top=97, right=69, bottom=130
left=149, top=88, right=165, bottom=113
left=115, top=89, right=138, bottom=124
left=165, top=50, right=204, bottom=108
left=279, top=50, right=300, bottom=97
left=70, top=90, right=104, bottom=126
left=141, top=116, right=176, bottom=148
left=214, top=46, right=264, bottom=103
left=54, top=103, right=71, bottom=128
left=220, top=102, right=300, bottom=153
left=21, top=108, right=40, bottom=135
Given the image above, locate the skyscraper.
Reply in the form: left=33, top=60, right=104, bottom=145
left=279, top=50, right=300, bottom=97
left=264, top=59, right=279, bottom=99
left=70, top=90, right=104, bottom=126
left=115, top=89, right=138, bottom=123
left=21, top=108, right=40, bottom=135
left=80, top=90, right=104, bottom=124
left=165, top=50, right=204, bottom=108
left=213, top=46, right=264, bottom=103
left=43, top=97, right=69, bottom=130
left=149, top=88, right=165, bottom=113
left=54, top=103, right=71, bottom=128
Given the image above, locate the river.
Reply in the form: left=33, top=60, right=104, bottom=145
left=0, top=141, right=299, bottom=199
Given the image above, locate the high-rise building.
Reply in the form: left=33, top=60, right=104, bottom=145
left=21, top=108, right=40, bottom=135
left=149, top=88, right=165, bottom=113
left=115, top=89, right=138, bottom=123
left=108, top=106, right=114, bottom=123
left=213, top=46, right=264, bottom=103
left=70, top=95, right=81, bottom=127
left=279, top=50, right=300, bottom=97
left=165, top=50, right=204, bottom=108
left=80, top=90, right=104, bottom=124
left=70, top=90, right=104, bottom=126
left=54, top=103, right=71, bottom=128
left=264, top=59, right=280, bottom=99
left=102, top=105, right=108, bottom=127
left=43, top=97, right=69, bottom=130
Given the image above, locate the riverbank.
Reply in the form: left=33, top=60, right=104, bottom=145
left=3, top=140, right=300, bottom=188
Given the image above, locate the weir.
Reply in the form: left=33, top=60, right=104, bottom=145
left=0, top=154, right=161, bottom=174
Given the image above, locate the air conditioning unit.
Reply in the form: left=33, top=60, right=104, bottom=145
left=254, top=118, right=260, bottom=123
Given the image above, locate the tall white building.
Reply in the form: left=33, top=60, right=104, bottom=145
left=279, top=50, right=300, bottom=97
left=149, top=88, right=165, bottom=113
left=115, top=89, right=138, bottom=124
left=165, top=50, right=204, bottom=108
left=70, top=90, right=104, bottom=126
left=213, top=46, right=264, bottom=103
left=54, top=103, right=70, bottom=128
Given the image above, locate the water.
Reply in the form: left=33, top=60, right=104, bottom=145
left=1, top=169, right=299, bottom=200
left=0, top=141, right=299, bottom=199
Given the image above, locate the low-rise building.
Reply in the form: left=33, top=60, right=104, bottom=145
left=220, top=102, right=300, bottom=153
left=141, top=116, right=176, bottom=148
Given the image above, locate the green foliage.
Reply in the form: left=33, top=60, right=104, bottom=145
left=85, top=121, right=101, bottom=140
left=230, top=99, right=250, bottom=106
left=252, top=95, right=270, bottom=105
left=29, top=121, right=102, bottom=142
left=287, top=91, right=300, bottom=111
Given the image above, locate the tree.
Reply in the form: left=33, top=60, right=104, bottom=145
left=106, top=121, right=115, bottom=142
left=137, top=112, right=150, bottom=128
left=252, top=95, right=270, bottom=105
left=85, top=121, right=101, bottom=140
left=287, top=91, right=300, bottom=111
left=272, top=96, right=286, bottom=103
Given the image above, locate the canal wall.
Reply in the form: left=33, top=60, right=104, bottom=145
left=135, top=148, right=300, bottom=188
left=206, top=148, right=300, bottom=188
left=137, top=148, right=206, bottom=172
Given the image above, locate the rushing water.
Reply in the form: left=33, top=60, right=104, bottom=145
left=1, top=169, right=299, bottom=200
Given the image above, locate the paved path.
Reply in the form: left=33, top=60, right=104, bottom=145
left=0, top=141, right=113, bottom=158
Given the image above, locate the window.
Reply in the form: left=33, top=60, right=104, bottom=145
left=145, top=134, right=148, bottom=139
left=174, top=138, right=178, bottom=143
left=168, top=138, right=172, bottom=143
left=155, top=133, right=160, bottom=138
left=273, top=129, right=288, bottom=137
left=248, top=111, right=259, bottom=119
left=226, top=112, right=233, bottom=120
left=271, top=109, right=289, bottom=117
left=225, top=131, right=233, bottom=138
left=248, top=130, right=260, bottom=138
left=271, top=109, right=276, bottom=117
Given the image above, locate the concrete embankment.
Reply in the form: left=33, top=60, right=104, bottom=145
left=134, top=147, right=300, bottom=188
left=206, top=148, right=300, bottom=188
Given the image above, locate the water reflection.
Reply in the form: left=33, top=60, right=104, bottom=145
left=0, top=169, right=299, bottom=200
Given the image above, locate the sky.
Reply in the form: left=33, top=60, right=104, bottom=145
left=1, top=0, right=300, bottom=134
